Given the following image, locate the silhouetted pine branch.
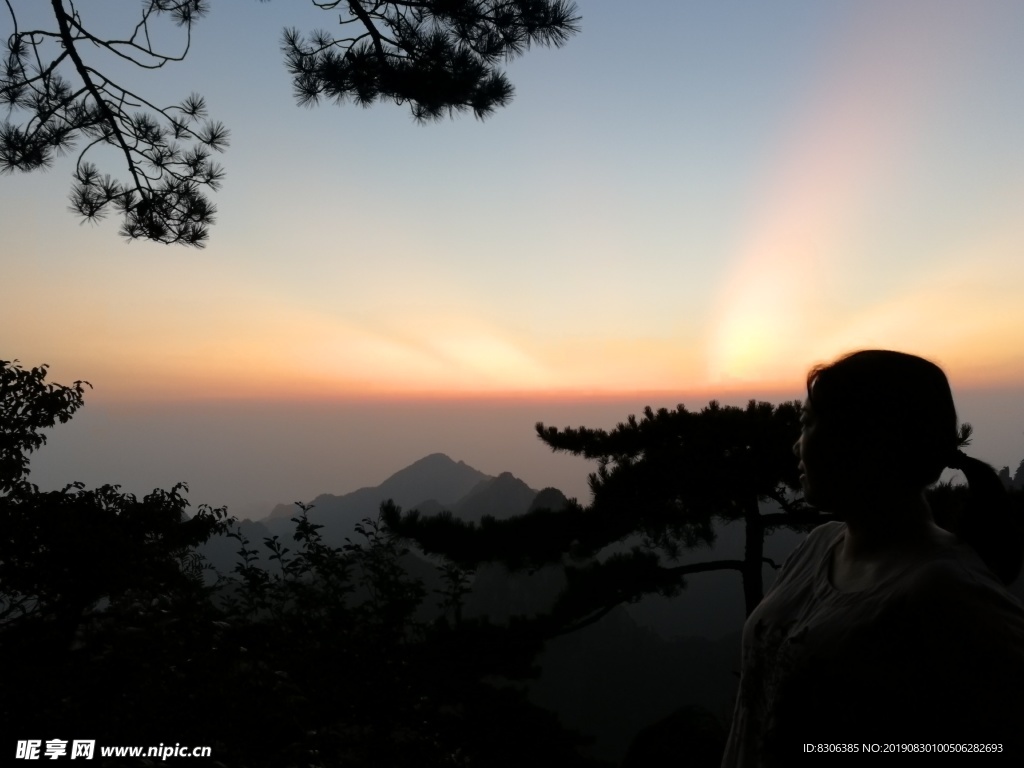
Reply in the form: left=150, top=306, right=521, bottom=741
left=1, top=1, right=226, bottom=246
left=281, top=0, right=581, bottom=121
left=3, top=1, right=580, bottom=244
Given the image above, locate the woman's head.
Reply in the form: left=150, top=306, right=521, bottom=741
left=799, top=349, right=1022, bottom=583
left=800, top=350, right=958, bottom=500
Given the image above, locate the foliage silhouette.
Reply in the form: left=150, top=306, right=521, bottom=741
left=1008, top=458, right=1024, bottom=490
left=2, top=0, right=580, bottom=245
left=0, top=363, right=606, bottom=765
left=387, top=398, right=996, bottom=635
left=281, top=0, right=581, bottom=122
left=620, top=705, right=726, bottom=768
left=1, top=1, right=227, bottom=246
left=0, top=359, right=89, bottom=494
left=386, top=400, right=829, bottom=632
left=1, top=487, right=231, bottom=756
left=6, top=363, right=1016, bottom=764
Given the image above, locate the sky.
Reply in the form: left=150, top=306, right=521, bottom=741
left=5, top=0, right=1024, bottom=517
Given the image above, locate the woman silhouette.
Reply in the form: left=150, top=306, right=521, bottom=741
left=721, top=350, right=1024, bottom=766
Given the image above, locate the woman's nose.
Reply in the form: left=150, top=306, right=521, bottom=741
left=792, top=439, right=800, bottom=458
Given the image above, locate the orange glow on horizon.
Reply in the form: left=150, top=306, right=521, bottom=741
left=82, top=369, right=808, bottom=407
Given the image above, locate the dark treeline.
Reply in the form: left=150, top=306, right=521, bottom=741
left=1, top=361, right=600, bottom=767
left=3, top=359, right=1022, bottom=766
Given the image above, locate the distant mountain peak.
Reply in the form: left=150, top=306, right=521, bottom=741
left=382, top=454, right=489, bottom=493
left=414, top=451, right=457, bottom=464
left=266, top=453, right=490, bottom=521
left=265, top=454, right=564, bottom=533
left=453, top=471, right=539, bottom=523
left=396, top=452, right=454, bottom=470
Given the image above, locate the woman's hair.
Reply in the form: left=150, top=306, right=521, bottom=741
left=806, top=349, right=1023, bottom=584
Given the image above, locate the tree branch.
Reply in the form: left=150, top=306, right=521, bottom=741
left=50, top=0, right=144, bottom=195
left=665, top=559, right=746, bottom=576
left=348, top=0, right=388, bottom=60
left=543, top=602, right=620, bottom=639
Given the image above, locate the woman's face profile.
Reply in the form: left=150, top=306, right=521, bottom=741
left=795, top=398, right=879, bottom=510
left=795, top=400, right=842, bottom=508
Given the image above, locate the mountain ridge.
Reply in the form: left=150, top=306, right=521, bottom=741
left=266, top=452, right=495, bottom=521
left=259, top=453, right=556, bottom=549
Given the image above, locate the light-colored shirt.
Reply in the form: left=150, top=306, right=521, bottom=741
left=721, top=521, right=1024, bottom=767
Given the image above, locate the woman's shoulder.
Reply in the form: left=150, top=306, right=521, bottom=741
left=770, top=521, right=844, bottom=584
left=807, top=519, right=845, bottom=541
left=899, top=541, right=1024, bottom=739
left=799, top=520, right=845, bottom=556
left=902, top=539, right=1024, bottom=628
left=909, top=537, right=1009, bottom=590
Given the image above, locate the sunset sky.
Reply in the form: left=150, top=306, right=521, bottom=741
left=5, top=1, right=1024, bottom=515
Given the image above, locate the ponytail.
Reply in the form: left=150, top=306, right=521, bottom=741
left=948, top=451, right=1024, bottom=584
